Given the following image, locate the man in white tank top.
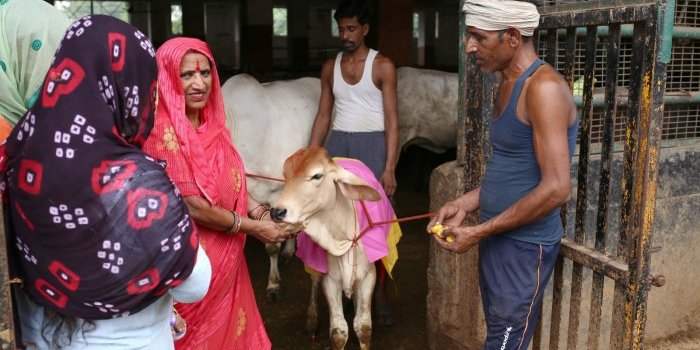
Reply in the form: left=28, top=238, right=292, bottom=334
left=308, top=0, right=400, bottom=327
left=308, top=0, right=399, bottom=198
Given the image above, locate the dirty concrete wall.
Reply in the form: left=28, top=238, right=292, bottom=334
left=427, top=142, right=700, bottom=348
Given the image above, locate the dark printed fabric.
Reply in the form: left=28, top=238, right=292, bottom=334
left=3, top=15, right=198, bottom=320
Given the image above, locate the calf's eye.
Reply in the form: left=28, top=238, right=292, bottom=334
left=310, top=173, right=323, bottom=181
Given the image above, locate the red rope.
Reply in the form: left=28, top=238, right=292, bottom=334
left=245, top=172, right=434, bottom=241
left=354, top=200, right=434, bottom=243
left=245, top=173, right=285, bottom=182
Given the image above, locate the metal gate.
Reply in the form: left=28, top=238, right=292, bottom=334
left=458, top=1, right=670, bottom=349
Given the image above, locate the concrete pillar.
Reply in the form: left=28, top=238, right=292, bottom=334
left=182, top=0, right=205, bottom=40
left=424, top=8, right=437, bottom=67
left=204, top=2, right=240, bottom=71
left=428, top=162, right=486, bottom=350
left=242, top=0, right=273, bottom=79
left=288, top=0, right=310, bottom=72
left=375, top=0, right=414, bottom=67
left=129, top=1, right=151, bottom=38
left=150, top=0, right=171, bottom=48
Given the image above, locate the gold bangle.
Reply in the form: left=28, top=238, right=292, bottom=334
left=227, top=211, right=241, bottom=234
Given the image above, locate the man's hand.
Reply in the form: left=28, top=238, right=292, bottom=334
left=433, top=225, right=484, bottom=253
left=426, top=199, right=468, bottom=233
left=380, top=170, right=397, bottom=197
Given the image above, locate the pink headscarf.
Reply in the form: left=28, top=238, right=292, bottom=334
left=143, top=37, right=247, bottom=215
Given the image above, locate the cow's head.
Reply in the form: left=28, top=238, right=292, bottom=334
left=270, top=147, right=379, bottom=228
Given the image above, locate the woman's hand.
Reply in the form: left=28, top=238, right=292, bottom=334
left=247, top=218, right=292, bottom=244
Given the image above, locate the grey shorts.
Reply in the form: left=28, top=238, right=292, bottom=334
left=325, top=130, right=386, bottom=179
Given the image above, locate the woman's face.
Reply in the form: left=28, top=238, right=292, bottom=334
left=179, top=52, right=212, bottom=114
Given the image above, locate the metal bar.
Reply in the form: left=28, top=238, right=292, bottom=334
left=549, top=27, right=576, bottom=350
left=534, top=301, right=544, bottom=350
left=457, top=0, right=467, bottom=168
left=463, top=59, right=490, bottom=190
left=560, top=238, right=629, bottom=282
left=629, top=5, right=666, bottom=348
left=549, top=255, right=565, bottom=350
left=574, top=91, right=700, bottom=107
left=539, top=0, right=655, bottom=15
left=671, top=25, right=700, bottom=39
left=618, top=18, right=650, bottom=348
left=563, top=27, right=577, bottom=88
left=546, top=29, right=558, bottom=68
left=563, top=25, right=697, bottom=41
left=660, top=0, right=676, bottom=64
left=595, top=22, right=621, bottom=254
left=610, top=19, right=648, bottom=350
left=567, top=25, right=598, bottom=350
left=540, top=6, right=656, bottom=28
left=622, top=16, right=658, bottom=349
left=588, top=23, right=621, bottom=350
left=610, top=283, right=628, bottom=349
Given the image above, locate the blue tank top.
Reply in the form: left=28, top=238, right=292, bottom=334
left=479, top=59, right=578, bottom=245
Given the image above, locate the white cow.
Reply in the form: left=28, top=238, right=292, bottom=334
left=270, top=147, right=382, bottom=350
left=396, top=67, right=458, bottom=154
left=221, top=67, right=458, bottom=300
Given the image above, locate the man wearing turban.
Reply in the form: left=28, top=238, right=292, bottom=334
left=428, top=1, right=579, bottom=349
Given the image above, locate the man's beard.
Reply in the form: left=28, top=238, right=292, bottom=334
left=342, top=40, right=357, bottom=52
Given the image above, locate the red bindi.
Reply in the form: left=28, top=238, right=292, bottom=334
left=195, top=60, right=201, bottom=72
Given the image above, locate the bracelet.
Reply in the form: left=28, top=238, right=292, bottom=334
left=227, top=211, right=242, bottom=234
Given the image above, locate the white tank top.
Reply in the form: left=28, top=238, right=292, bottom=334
left=331, top=49, right=385, bottom=132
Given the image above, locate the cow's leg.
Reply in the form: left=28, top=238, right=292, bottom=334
left=354, top=264, right=376, bottom=350
left=281, top=237, right=296, bottom=259
left=373, top=261, right=393, bottom=326
left=306, top=270, right=322, bottom=336
left=265, top=243, right=281, bottom=301
left=323, top=276, right=348, bottom=350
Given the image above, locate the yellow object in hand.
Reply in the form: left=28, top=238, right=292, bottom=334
left=430, top=224, right=454, bottom=243
left=430, top=223, right=445, bottom=238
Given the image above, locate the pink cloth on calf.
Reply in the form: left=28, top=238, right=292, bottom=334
left=295, top=158, right=396, bottom=273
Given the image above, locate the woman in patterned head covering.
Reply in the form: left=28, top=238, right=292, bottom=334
left=4, top=15, right=211, bottom=349
left=143, top=37, right=289, bottom=350
left=0, top=0, right=71, bottom=141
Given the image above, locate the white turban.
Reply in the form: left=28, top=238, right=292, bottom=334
left=463, top=0, right=540, bottom=37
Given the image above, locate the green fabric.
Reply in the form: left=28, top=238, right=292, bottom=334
left=0, top=0, right=70, bottom=124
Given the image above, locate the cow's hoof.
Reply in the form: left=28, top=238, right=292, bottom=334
left=266, top=288, right=280, bottom=302
left=330, top=328, right=348, bottom=350
left=358, top=325, right=372, bottom=348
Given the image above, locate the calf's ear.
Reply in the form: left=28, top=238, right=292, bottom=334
left=333, top=166, right=380, bottom=202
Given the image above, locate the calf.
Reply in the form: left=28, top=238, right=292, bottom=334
left=271, top=147, right=394, bottom=350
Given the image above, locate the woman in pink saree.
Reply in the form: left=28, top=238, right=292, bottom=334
left=144, top=37, right=287, bottom=350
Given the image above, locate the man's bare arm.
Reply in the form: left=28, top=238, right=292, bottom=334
left=376, top=56, right=399, bottom=195
left=476, top=75, right=574, bottom=238
left=309, top=59, right=335, bottom=147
